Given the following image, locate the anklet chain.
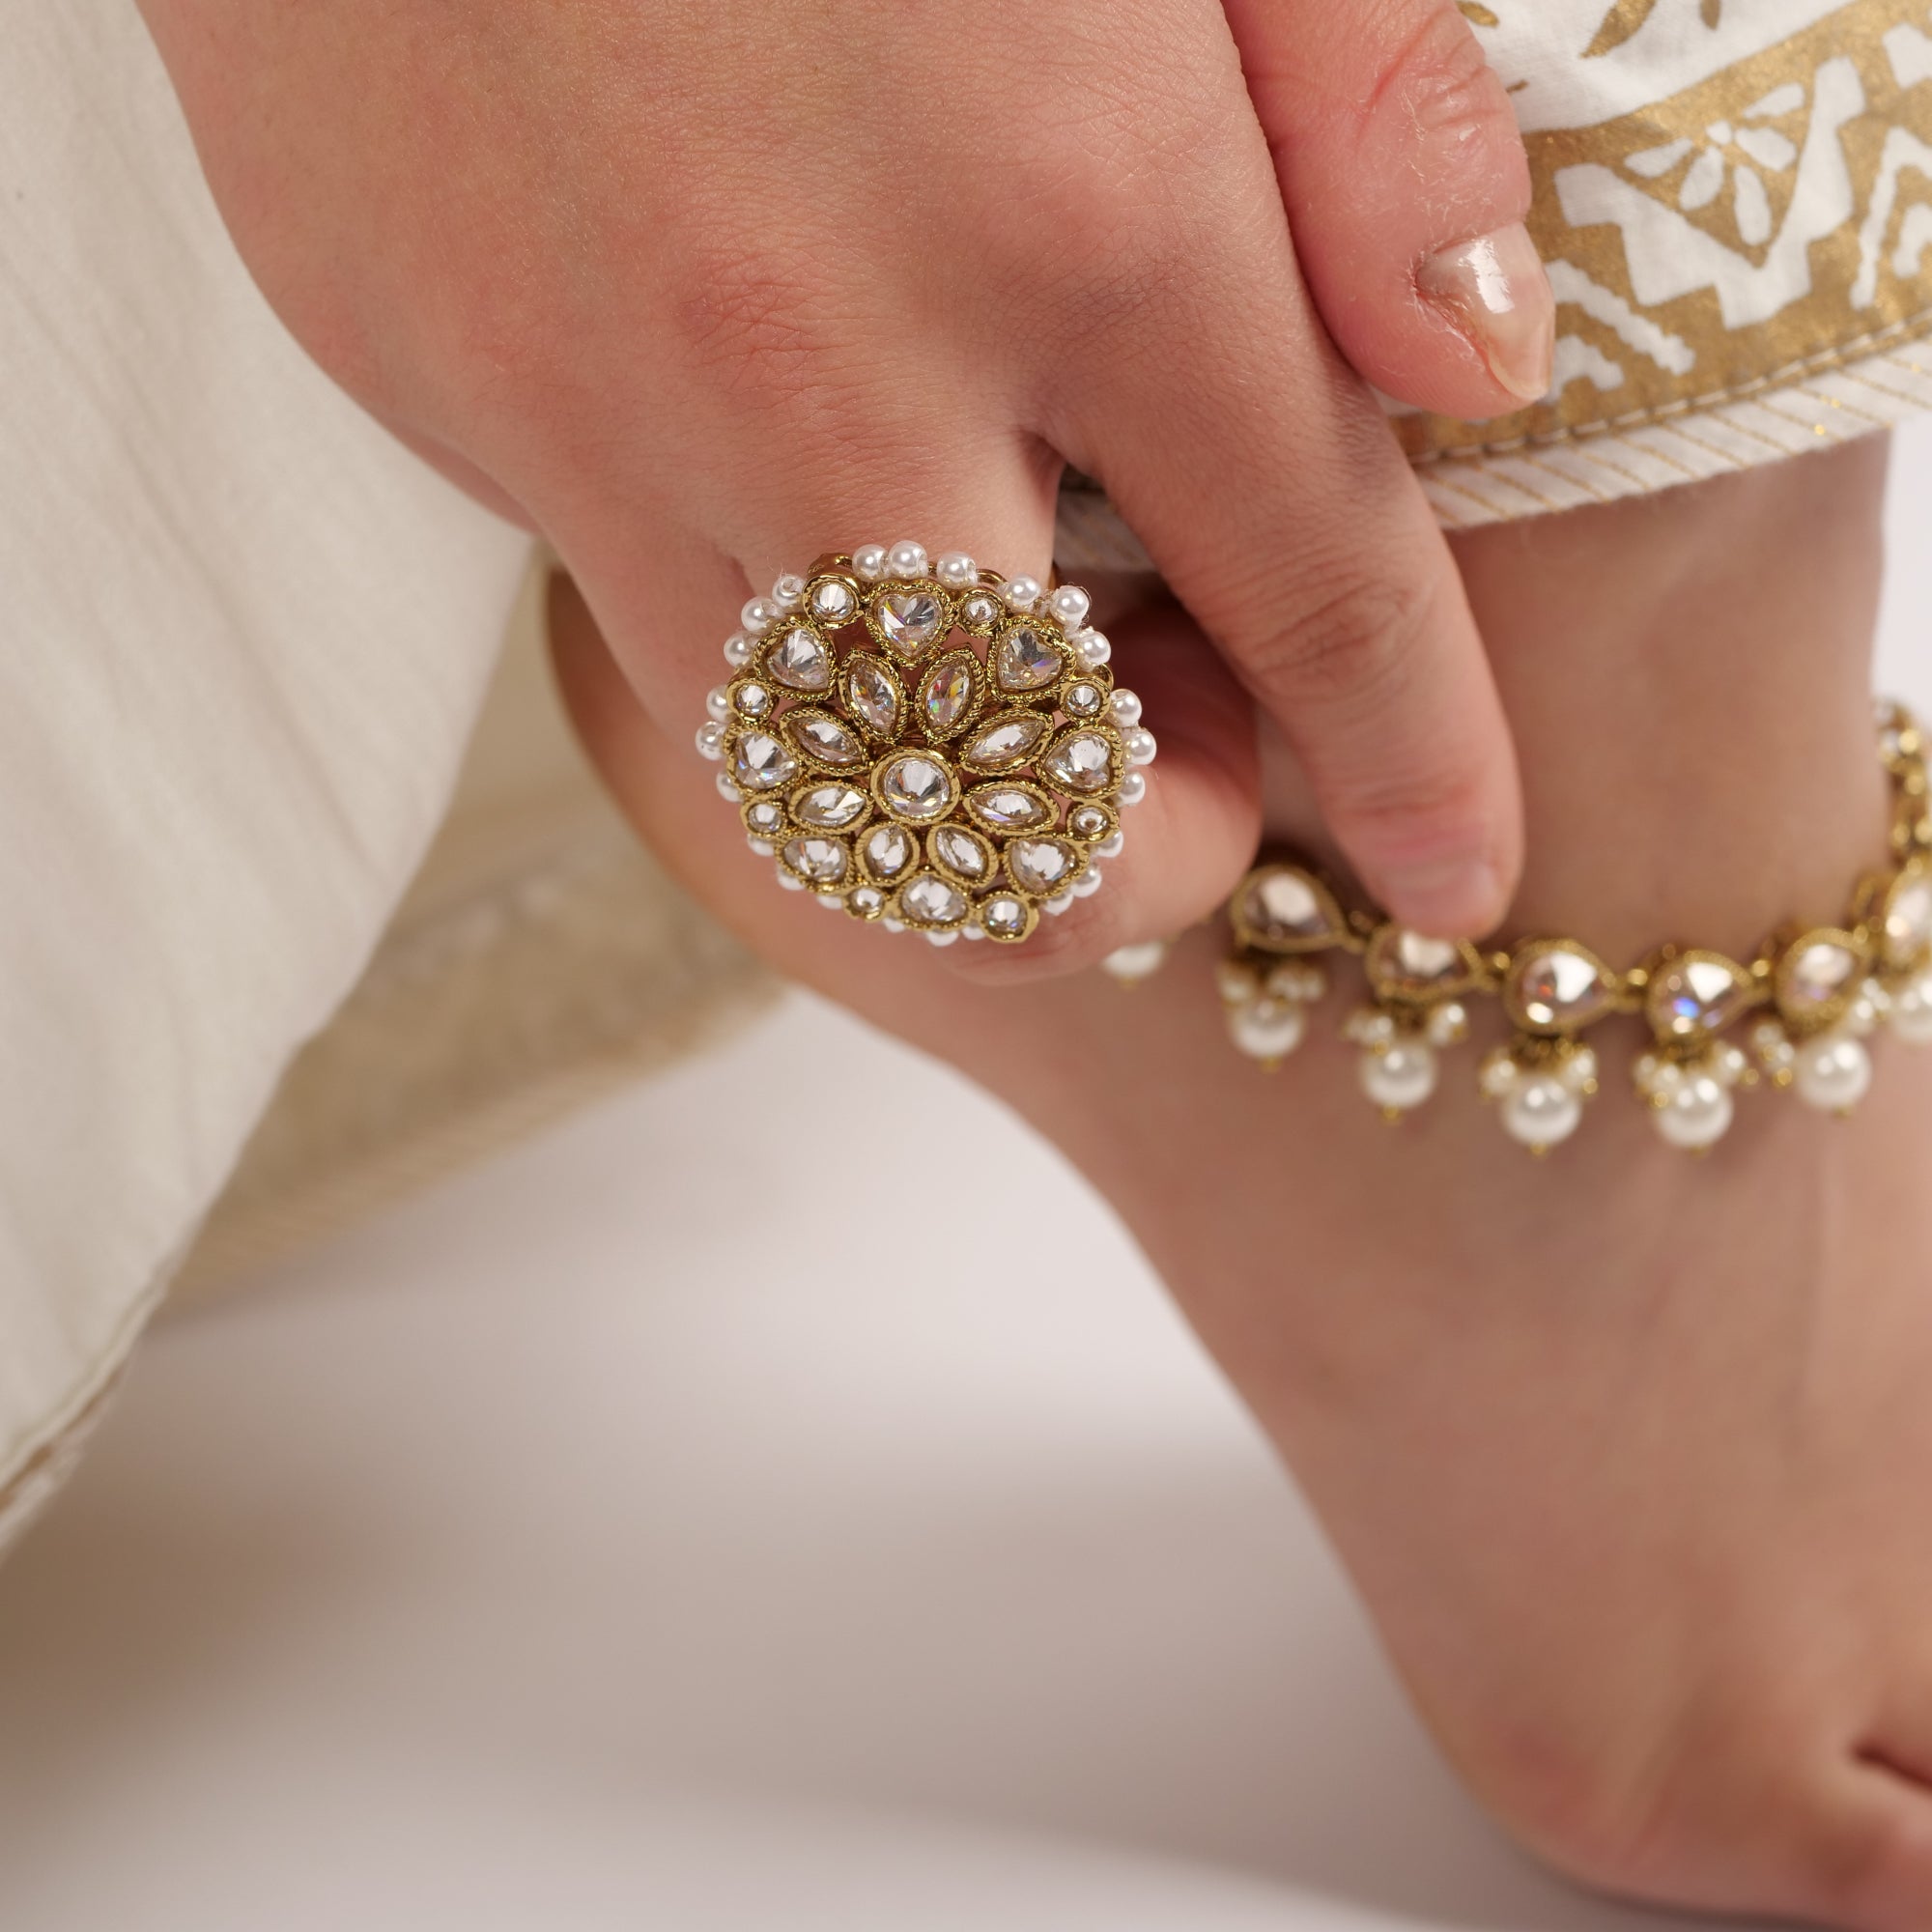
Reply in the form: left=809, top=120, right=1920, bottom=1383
left=1217, top=700, right=1932, bottom=1154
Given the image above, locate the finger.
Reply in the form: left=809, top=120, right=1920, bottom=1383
left=1057, top=155, right=1522, bottom=938
left=1226, top=0, right=1553, bottom=419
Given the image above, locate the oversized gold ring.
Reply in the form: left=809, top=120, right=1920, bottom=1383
left=695, top=543, right=1154, bottom=945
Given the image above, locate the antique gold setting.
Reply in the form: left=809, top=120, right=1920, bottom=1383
left=1216, top=702, right=1932, bottom=1153
left=695, top=544, right=1153, bottom=944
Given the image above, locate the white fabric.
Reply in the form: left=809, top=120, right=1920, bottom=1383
left=0, top=6, right=528, bottom=1525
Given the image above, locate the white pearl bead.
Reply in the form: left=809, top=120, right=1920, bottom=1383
left=881, top=916, right=905, bottom=932
left=1654, top=1073, right=1734, bottom=1151
left=961, top=923, right=986, bottom=940
left=853, top=545, right=888, bottom=581
left=741, top=597, right=781, bottom=636
left=1095, top=832, right=1125, bottom=859
left=935, top=552, right=978, bottom=589
left=695, top=722, right=724, bottom=760
left=715, top=774, right=742, bottom=801
left=1230, top=998, right=1306, bottom=1064
left=1101, top=940, right=1168, bottom=983
left=776, top=867, right=806, bottom=892
left=1216, top=958, right=1261, bottom=1003
left=1122, top=727, right=1157, bottom=767
left=705, top=685, right=731, bottom=724
left=1119, top=772, right=1148, bottom=808
left=815, top=892, right=846, bottom=911
left=724, top=634, right=754, bottom=668
left=772, top=574, right=807, bottom=609
left=1004, top=575, right=1042, bottom=611
left=1044, top=894, right=1073, bottom=916
left=887, top=541, right=928, bottom=579
left=1074, top=629, right=1112, bottom=668
left=1048, top=584, right=1091, bottom=628
left=1562, top=1043, right=1600, bottom=1094
left=1359, top=1040, right=1437, bottom=1114
left=1891, top=973, right=1932, bottom=1044
left=1500, top=1074, right=1582, bottom=1151
left=925, top=927, right=959, bottom=947
left=1070, top=871, right=1103, bottom=897
left=1793, top=1032, right=1872, bottom=1113
left=1109, top=689, right=1143, bottom=728
left=746, top=838, right=775, bottom=857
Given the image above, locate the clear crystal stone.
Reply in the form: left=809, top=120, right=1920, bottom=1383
left=963, top=713, right=1046, bottom=768
left=921, top=655, right=977, bottom=734
left=878, top=591, right=946, bottom=653
left=746, top=801, right=783, bottom=833
left=1042, top=731, right=1113, bottom=793
left=900, top=873, right=967, bottom=926
left=1787, top=938, right=1861, bottom=1008
left=933, top=827, right=990, bottom=878
left=968, top=785, right=1053, bottom=832
left=1065, top=683, right=1101, bottom=717
left=789, top=712, right=865, bottom=767
left=733, top=682, right=771, bottom=716
left=878, top=754, right=954, bottom=821
left=844, top=657, right=898, bottom=735
left=981, top=895, right=1029, bottom=936
left=782, top=836, right=848, bottom=884
left=731, top=731, right=796, bottom=791
left=767, top=626, right=832, bottom=691
left=1514, top=947, right=1609, bottom=1029
left=993, top=625, right=1061, bottom=693
left=1068, top=806, right=1109, bottom=839
left=794, top=783, right=868, bottom=829
left=864, top=825, right=915, bottom=879
left=810, top=579, right=856, bottom=622
left=1655, top=956, right=1752, bottom=1037
left=1239, top=867, right=1335, bottom=945
left=961, top=593, right=1001, bottom=631
left=1009, top=838, right=1076, bottom=894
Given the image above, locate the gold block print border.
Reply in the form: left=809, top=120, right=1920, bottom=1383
left=1403, top=0, right=1932, bottom=469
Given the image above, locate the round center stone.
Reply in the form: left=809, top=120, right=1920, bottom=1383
left=879, top=754, right=954, bottom=821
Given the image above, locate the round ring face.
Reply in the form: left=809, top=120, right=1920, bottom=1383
left=699, top=548, right=1151, bottom=944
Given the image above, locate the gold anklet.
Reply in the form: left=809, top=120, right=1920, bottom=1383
left=1218, top=701, right=1932, bottom=1153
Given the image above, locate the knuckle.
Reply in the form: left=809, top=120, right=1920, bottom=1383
left=1805, top=1784, right=1932, bottom=1922
left=1248, top=558, right=1439, bottom=720
left=1365, top=3, right=1526, bottom=194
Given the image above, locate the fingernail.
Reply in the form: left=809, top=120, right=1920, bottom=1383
left=1417, top=224, right=1554, bottom=406
left=1379, top=855, right=1504, bottom=940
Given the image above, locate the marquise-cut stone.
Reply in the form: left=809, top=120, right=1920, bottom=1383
left=844, top=657, right=899, bottom=736
left=963, top=712, right=1046, bottom=769
left=932, top=827, right=991, bottom=879
left=1785, top=937, right=1861, bottom=1009
left=1042, top=731, right=1113, bottom=794
left=920, top=654, right=978, bottom=735
left=1885, top=874, right=1932, bottom=964
left=878, top=753, right=954, bottom=821
left=1513, top=947, right=1611, bottom=1030
left=1653, top=955, right=1754, bottom=1038
left=794, top=783, right=868, bottom=829
left=900, top=873, right=967, bottom=926
left=993, top=626, right=1061, bottom=693
left=864, top=825, right=915, bottom=880
left=967, top=784, right=1054, bottom=832
left=767, top=626, right=832, bottom=691
left=878, top=590, right=946, bottom=653
left=1237, top=868, right=1338, bottom=946
left=787, top=711, right=865, bottom=767
left=1009, top=838, right=1077, bottom=895
left=731, top=731, right=796, bottom=791
left=782, top=836, right=848, bottom=884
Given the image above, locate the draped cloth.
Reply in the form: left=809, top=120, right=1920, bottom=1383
left=1, top=0, right=1926, bottom=1543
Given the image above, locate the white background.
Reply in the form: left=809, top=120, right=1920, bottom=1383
left=0, top=432, right=1927, bottom=1932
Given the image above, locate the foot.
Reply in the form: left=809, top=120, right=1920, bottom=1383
left=553, top=436, right=1932, bottom=1927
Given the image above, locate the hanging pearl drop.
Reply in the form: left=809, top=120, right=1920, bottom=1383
left=1500, top=1074, right=1582, bottom=1151
left=1653, top=1072, right=1734, bottom=1151
left=1359, top=1040, right=1437, bottom=1115
left=1229, top=999, right=1306, bottom=1065
left=1891, top=972, right=1932, bottom=1045
left=1792, top=1031, right=1872, bottom=1113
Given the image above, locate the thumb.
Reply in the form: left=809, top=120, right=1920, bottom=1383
left=1227, top=0, right=1554, bottom=419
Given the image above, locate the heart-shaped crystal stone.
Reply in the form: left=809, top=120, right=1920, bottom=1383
left=877, top=753, right=955, bottom=821
left=1508, top=943, right=1613, bottom=1032
left=877, top=589, right=946, bottom=655
left=1009, top=838, right=1079, bottom=895
left=1042, top=730, right=1114, bottom=794
left=919, top=652, right=980, bottom=737
left=898, top=872, right=967, bottom=927
left=781, top=835, right=849, bottom=884
left=863, top=824, right=915, bottom=881
left=785, top=709, right=866, bottom=768
left=993, top=625, right=1061, bottom=693
left=792, top=782, right=868, bottom=829
left=1649, top=954, right=1755, bottom=1039
left=931, top=826, right=992, bottom=880
left=1234, top=866, right=1346, bottom=952
left=730, top=731, right=797, bottom=791
left=962, top=712, right=1047, bottom=771
left=766, top=625, right=832, bottom=691
left=965, top=783, right=1055, bottom=833
left=843, top=656, right=899, bottom=736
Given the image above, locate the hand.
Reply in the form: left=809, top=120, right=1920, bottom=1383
left=141, top=0, right=1549, bottom=947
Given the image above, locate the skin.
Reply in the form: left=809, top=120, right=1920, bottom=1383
left=552, top=437, right=1932, bottom=1930
left=137, top=0, right=1555, bottom=945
